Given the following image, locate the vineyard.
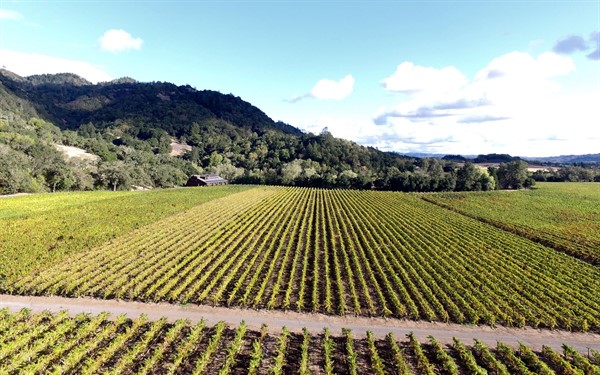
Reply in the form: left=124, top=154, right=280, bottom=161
left=422, top=182, right=600, bottom=265
left=1, top=308, right=599, bottom=375
left=10, top=186, right=600, bottom=332
left=0, top=185, right=249, bottom=285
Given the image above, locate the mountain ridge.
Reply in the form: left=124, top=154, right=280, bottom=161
left=0, top=69, right=303, bottom=137
left=3, top=69, right=597, bottom=162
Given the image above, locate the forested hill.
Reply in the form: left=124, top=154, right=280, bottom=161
left=0, top=69, right=302, bottom=136
left=0, top=69, right=423, bottom=193
left=1, top=69, right=593, bottom=195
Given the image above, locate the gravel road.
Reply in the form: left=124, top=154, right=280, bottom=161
left=2, top=294, right=598, bottom=353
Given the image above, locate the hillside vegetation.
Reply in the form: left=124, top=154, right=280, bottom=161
left=0, top=69, right=555, bottom=194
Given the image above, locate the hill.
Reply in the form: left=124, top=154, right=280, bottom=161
left=523, top=154, right=600, bottom=164
left=1, top=69, right=597, bottom=194
left=0, top=68, right=302, bottom=136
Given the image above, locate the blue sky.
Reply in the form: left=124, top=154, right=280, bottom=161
left=1, top=0, right=599, bottom=157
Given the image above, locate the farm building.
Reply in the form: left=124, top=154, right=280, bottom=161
left=186, top=174, right=228, bottom=187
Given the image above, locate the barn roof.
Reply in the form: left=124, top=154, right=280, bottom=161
left=190, top=174, right=228, bottom=184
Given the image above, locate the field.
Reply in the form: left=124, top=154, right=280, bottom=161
left=422, top=182, right=600, bottom=265
left=1, top=308, right=598, bottom=374
left=5, top=185, right=600, bottom=332
left=0, top=185, right=250, bottom=285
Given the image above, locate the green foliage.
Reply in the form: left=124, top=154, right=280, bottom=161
left=2, top=68, right=551, bottom=194
left=495, top=160, right=532, bottom=189
left=428, top=335, right=459, bottom=375
left=0, top=145, right=39, bottom=194
left=96, top=161, right=132, bottom=191
left=456, top=162, right=496, bottom=191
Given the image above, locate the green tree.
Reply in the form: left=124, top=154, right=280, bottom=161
left=0, top=146, right=39, bottom=194
left=456, top=163, right=495, bottom=191
left=149, top=164, right=187, bottom=188
left=97, top=161, right=132, bottom=191
left=497, top=160, right=530, bottom=189
left=456, top=163, right=480, bottom=191
left=46, top=164, right=74, bottom=192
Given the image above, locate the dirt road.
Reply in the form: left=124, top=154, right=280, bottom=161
left=1, top=294, right=598, bottom=352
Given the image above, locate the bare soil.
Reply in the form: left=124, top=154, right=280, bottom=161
left=1, top=294, right=598, bottom=353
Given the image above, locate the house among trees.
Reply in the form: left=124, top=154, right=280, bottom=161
left=186, top=174, right=228, bottom=187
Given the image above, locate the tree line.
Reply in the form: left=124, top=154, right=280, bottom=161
left=0, top=115, right=542, bottom=194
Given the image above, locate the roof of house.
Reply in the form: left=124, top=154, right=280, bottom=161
left=189, top=174, right=228, bottom=184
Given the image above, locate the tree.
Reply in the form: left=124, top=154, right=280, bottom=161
left=68, top=159, right=95, bottom=191
left=497, top=160, right=530, bottom=189
left=46, top=164, right=74, bottom=192
left=456, top=163, right=495, bottom=191
left=456, top=163, right=480, bottom=191
left=281, top=159, right=303, bottom=184
left=149, top=164, right=187, bottom=188
left=97, top=161, right=131, bottom=191
left=0, top=146, right=40, bottom=194
left=337, top=170, right=358, bottom=188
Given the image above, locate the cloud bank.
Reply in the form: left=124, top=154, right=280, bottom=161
left=287, top=43, right=598, bottom=157
left=99, top=29, right=143, bottom=52
left=290, top=74, right=354, bottom=102
left=374, top=51, right=575, bottom=127
left=340, top=49, right=600, bottom=157
left=381, top=62, right=466, bottom=94
left=0, top=50, right=112, bottom=83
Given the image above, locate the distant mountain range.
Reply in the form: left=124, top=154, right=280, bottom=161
left=521, top=154, right=600, bottom=164
left=407, top=153, right=600, bottom=164
left=0, top=69, right=302, bottom=137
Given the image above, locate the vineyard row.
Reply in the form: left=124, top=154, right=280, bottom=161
left=1, top=308, right=599, bottom=375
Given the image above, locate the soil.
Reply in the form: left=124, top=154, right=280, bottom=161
left=1, top=294, right=598, bottom=353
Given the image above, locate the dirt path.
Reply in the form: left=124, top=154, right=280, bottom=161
left=1, top=294, right=598, bottom=352
left=0, top=193, right=31, bottom=198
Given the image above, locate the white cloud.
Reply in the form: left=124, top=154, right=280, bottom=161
left=289, top=74, right=354, bottom=102
left=99, top=29, right=143, bottom=52
left=0, top=50, right=112, bottom=83
left=381, top=62, right=467, bottom=95
left=478, top=51, right=574, bottom=80
left=376, top=51, right=578, bottom=124
left=0, top=9, right=22, bottom=20
left=310, top=74, right=355, bottom=100
left=365, top=51, right=598, bottom=156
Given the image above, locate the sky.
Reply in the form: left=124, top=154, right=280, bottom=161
left=0, top=0, right=599, bottom=157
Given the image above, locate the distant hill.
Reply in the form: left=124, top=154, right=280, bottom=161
left=0, top=69, right=425, bottom=193
left=412, top=152, right=600, bottom=165
left=522, top=154, right=600, bottom=164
